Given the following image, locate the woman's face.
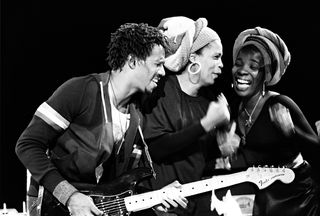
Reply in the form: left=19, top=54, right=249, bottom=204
left=195, top=40, right=223, bottom=87
left=232, top=48, right=265, bottom=98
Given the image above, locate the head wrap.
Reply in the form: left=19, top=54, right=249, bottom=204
left=233, top=27, right=291, bottom=86
left=158, top=16, right=220, bottom=72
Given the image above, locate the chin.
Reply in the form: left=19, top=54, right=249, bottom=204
left=145, top=87, right=154, bottom=94
left=234, top=89, right=248, bottom=97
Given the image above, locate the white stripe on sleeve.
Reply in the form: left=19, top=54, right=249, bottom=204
left=35, top=102, right=70, bottom=131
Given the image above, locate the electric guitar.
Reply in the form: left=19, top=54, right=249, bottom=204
left=33, top=166, right=295, bottom=216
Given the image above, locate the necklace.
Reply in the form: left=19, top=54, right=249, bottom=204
left=243, top=94, right=262, bottom=128
left=109, top=79, right=130, bottom=154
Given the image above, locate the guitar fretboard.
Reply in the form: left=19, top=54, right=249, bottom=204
left=125, top=171, right=247, bottom=212
left=180, top=171, right=247, bottom=197
left=124, top=167, right=294, bottom=213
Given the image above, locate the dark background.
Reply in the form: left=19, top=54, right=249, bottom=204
left=2, top=0, right=320, bottom=212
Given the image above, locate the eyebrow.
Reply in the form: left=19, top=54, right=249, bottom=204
left=250, top=58, right=260, bottom=64
left=155, top=57, right=165, bottom=63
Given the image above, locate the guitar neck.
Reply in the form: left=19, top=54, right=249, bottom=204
left=125, top=171, right=247, bottom=212
left=181, top=171, right=247, bottom=197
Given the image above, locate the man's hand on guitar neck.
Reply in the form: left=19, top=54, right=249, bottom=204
left=67, top=192, right=103, bottom=216
left=154, top=180, right=188, bottom=213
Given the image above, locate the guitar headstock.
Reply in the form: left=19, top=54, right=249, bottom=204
left=245, top=166, right=295, bottom=190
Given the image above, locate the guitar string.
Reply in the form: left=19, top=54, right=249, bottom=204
left=101, top=207, right=126, bottom=214
left=95, top=199, right=126, bottom=213
left=95, top=201, right=125, bottom=208
left=98, top=203, right=126, bottom=210
left=95, top=199, right=125, bottom=206
left=95, top=198, right=124, bottom=205
left=98, top=206, right=127, bottom=214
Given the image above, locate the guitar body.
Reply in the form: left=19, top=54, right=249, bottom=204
left=41, top=190, right=134, bottom=216
left=38, top=167, right=153, bottom=216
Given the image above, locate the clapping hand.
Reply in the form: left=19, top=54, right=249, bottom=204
left=216, top=121, right=240, bottom=157
left=201, top=93, right=230, bottom=132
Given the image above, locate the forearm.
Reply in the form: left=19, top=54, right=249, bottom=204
left=15, top=117, right=73, bottom=205
left=148, top=121, right=206, bottom=161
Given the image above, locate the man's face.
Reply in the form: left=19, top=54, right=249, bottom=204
left=136, top=44, right=166, bottom=93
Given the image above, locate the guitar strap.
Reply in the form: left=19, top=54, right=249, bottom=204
left=126, top=121, right=156, bottom=179
left=128, top=143, right=143, bottom=169
left=138, top=124, right=156, bottom=179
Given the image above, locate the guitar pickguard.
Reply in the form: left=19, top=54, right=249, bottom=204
left=90, top=190, right=133, bottom=216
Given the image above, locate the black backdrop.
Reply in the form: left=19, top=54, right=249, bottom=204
left=2, top=0, right=320, bottom=212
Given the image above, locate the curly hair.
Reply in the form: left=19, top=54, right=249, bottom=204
left=106, top=23, right=169, bottom=71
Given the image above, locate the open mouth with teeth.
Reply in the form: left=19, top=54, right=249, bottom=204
left=150, top=76, right=160, bottom=88
left=152, top=76, right=160, bottom=83
left=235, top=78, right=252, bottom=90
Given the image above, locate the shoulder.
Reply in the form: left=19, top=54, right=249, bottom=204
left=267, top=91, right=296, bottom=106
left=266, top=91, right=302, bottom=114
left=62, top=73, right=100, bottom=88
left=47, top=73, right=103, bottom=111
left=55, top=73, right=102, bottom=96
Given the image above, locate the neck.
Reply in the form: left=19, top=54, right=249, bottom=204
left=177, top=73, right=201, bottom=97
left=243, top=92, right=262, bottom=111
left=109, top=71, right=132, bottom=110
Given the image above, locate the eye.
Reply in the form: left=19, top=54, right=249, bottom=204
left=250, top=63, right=260, bottom=71
left=213, top=54, right=222, bottom=60
left=234, top=61, right=242, bottom=67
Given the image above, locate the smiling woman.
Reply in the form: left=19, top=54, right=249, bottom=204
left=141, top=16, right=231, bottom=216
left=216, top=26, right=320, bottom=216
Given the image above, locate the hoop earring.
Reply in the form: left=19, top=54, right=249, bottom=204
left=262, top=81, right=266, bottom=96
left=231, top=83, right=234, bottom=88
left=188, top=61, right=201, bottom=75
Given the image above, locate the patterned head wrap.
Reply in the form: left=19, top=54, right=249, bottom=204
left=233, top=27, right=291, bottom=86
left=158, top=16, right=220, bottom=72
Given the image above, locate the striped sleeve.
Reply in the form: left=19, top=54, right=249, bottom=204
left=35, top=102, right=70, bottom=131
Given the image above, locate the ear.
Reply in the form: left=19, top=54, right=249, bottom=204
left=189, top=53, right=197, bottom=63
left=128, top=55, right=136, bottom=69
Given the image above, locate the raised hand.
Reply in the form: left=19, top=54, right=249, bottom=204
left=216, top=121, right=240, bottom=157
left=201, top=93, right=230, bottom=132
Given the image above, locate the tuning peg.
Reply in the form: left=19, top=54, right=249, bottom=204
left=257, top=165, right=261, bottom=172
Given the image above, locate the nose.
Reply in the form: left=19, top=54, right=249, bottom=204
left=158, top=65, right=166, bottom=77
left=238, top=67, right=249, bottom=75
left=234, top=64, right=250, bottom=75
left=216, top=59, right=223, bottom=74
left=220, top=59, right=224, bottom=69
